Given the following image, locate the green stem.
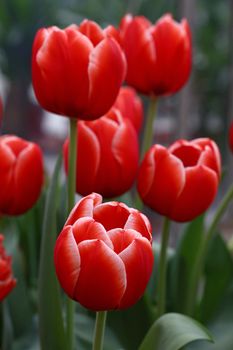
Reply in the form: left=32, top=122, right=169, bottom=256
left=134, top=97, right=158, bottom=211
left=66, top=118, right=77, bottom=350
left=157, top=217, right=171, bottom=317
left=92, top=311, right=107, bottom=350
left=185, top=183, right=233, bottom=316
left=140, top=96, right=157, bottom=160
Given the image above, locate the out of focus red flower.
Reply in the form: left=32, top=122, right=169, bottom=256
left=113, top=86, right=143, bottom=132
left=0, top=234, right=16, bottom=301
left=137, top=138, right=221, bottom=222
left=54, top=193, right=153, bottom=311
left=119, top=13, right=191, bottom=96
left=0, top=135, right=44, bottom=216
left=229, top=122, right=233, bottom=153
left=63, top=108, right=139, bottom=198
left=32, top=20, right=126, bottom=120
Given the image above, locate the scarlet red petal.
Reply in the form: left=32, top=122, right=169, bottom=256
left=121, top=17, right=156, bottom=93
left=118, top=238, right=154, bottom=309
left=108, top=228, right=141, bottom=254
left=5, top=143, right=43, bottom=215
left=79, top=19, right=105, bottom=46
left=124, top=210, right=152, bottom=242
left=65, top=193, right=102, bottom=226
left=93, top=201, right=130, bottom=231
left=170, top=165, right=218, bottom=222
left=72, top=217, right=113, bottom=249
left=74, top=240, right=126, bottom=310
left=87, top=38, right=126, bottom=119
left=137, top=145, right=185, bottom=216
left=54, top=226, right=81, bottom=299
left=150, top=14, right=191, bottom=95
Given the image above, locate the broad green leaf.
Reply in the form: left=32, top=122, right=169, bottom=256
left=198, top=234, right=233, bottom=322
left=168, top=216, right=205, bottom=313
left=139, top=313, right=213, bottom=350
left=38, top=154, right=66, bottom=350
left=188, top=283, right=233, bottom=350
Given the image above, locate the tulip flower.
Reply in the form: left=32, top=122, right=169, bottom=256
left=119, top=13, right=192, bottom=96
left=137, top=138, right=221, bottom=222
left=229, top=122, right=233, bottom=154
left=32, top=20, right=126, bottom=120
left=0, top=135, right=43, bottom=216
left=54, top=193, right=154, bottom=311
left=0, top=234, right=16, bottom=301
left=63, top=108, right=139, bottom=198
left=113, top=86, right=143, bottom=132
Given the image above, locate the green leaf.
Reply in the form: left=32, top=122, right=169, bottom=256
left=38, top=154, right=66, bottom=350
left=199, top=234, right=233, bottom=322
left=168, top=216, right=205, bottom=313
left=139, top=313, right=213, bottom=350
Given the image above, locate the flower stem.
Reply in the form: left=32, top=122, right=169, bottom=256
left=157, top=217, right=171, bottom=317
left=66, top=118, right=77, bottom=350
left=134, top=97, right=158, bottom=211
left=92, top=311, right=107, bottom=350
left=185, top=183, right=233, bottom=316
left=140, top=96, right=157, bottom=160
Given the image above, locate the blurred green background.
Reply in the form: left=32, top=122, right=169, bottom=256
left=0, top=0, right=232, bottom=163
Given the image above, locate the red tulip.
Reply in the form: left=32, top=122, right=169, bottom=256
left=63, top=108, right=139, bottom=198
left=119, top=13, right=192, bottom=96
left=0, top=234, right=16, bottom=301
left=54, top=193, right=153, bottom=311
left=0, top=135, right=44, bottom=216
left=229, top=122, right=233, bottom=153
left=137, top=138, right=221, bottom=222
left=32, top=20, right=126, bottom=120
left=113, top=86, right=143, bottom=132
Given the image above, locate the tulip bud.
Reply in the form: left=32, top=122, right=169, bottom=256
left=54, top=193, right=154, bottom=311
left=32, top=20, right=126, bottom=120
left=0, top=135, right=44, bottom=216
left=119, top=13, right=192, bottom=96
left=63, top=108, right=139, bottom=198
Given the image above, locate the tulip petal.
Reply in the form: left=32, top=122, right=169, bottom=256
left=108, top=228, right=141, bottom=254
left=170, top=165, right=218, bottom=222
left=93, top=202, right=130, bottom=230
left=74, top=239, right=126, bottom=310
left=124, top=210, right=152, bottom=242
left=65, top=193, right=102, bottom=226
left=118, top=238, right=154, bottom=309
left=87, top=38, right=126, bottom=119
left=121, top=17, right=156, bottom=93
left=79, top=20, right=105, bottom=46
left=54, top=226, right=81, bottom=299
left=7, top=143, right=43, bottom=215
left=138, top=145, right=185, bottom=216
left=72, top=217, right=113, bottom=249
left=70, top=122, right=101, bottom=196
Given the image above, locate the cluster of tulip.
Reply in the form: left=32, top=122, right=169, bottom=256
left=0, top=12, right=232, bottom=350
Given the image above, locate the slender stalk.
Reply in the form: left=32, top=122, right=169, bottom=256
left=92, top=311, right=107, bottom=350
left=134, top=97, right=158, bottom=210
left=157, top=217, right=171, bottom=317
left=140, top=97, right=157, bottom=160
left=185, top=183, right=233, bottom=316
left=66, top=118, right=77, bottom=350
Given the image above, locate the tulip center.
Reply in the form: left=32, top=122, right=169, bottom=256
left=171, top=144, right=201, bottom=167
